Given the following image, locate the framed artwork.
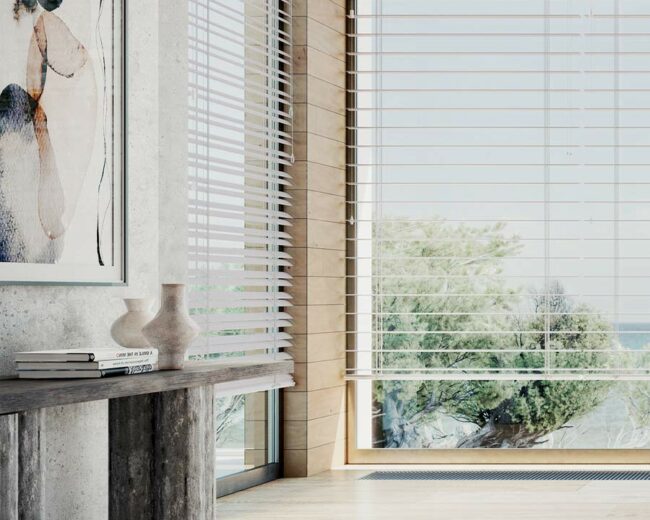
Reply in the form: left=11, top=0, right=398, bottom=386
left=0, top=0, right=125, bottom=284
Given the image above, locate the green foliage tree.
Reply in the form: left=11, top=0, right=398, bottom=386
left=372, top=220, right=614, bottom=448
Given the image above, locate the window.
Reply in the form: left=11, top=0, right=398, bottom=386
left=348, top=0, right=650, bottom=451
left=187, top=0, right=293, bottom=489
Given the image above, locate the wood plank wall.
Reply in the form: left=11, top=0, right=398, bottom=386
left=283, top=0, right=348, bottom=477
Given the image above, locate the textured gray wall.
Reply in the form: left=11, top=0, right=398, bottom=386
left=0, top=1, right=173, bottom=518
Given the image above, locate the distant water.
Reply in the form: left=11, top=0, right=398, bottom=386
left=616, top=323, right=650, bottom=350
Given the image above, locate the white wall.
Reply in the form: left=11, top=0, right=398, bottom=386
left=0, top=1, right=189, bottom=517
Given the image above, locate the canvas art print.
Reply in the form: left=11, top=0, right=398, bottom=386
left=0, top=0, right=124, bottom=283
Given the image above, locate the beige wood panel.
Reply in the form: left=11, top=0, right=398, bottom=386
left=307, top=221, right=346, bottom=250
left=243, top=420, right=266, bottom=450
left=288, top=219, right=307, bottom=249
left=289, top=362, right=306, bottom=391
left=293, top=45, right=307, bottom=73
left=286, top=275, right=307, bottom=306
left=244, top=392, right=266, bottom=420
left=292, top=16, right=307, bottom=45
left=306, top=441, right=346, bottom=475
left=347, top=448, right=650, bottom=465
left=283, top=0, right=347, bottom=477
left=286, top=189, right=307, bottom=219
left=284, top=420, right=308, bottom=450
left=308, top=277, right=345, bottom=305
left=307, top=412, right=346, bottom=450
left=306, top=17, right=346, bottom=60
left=285, top=246, right=306, bottom=277
left=287, top=333, right=307, bottom=363
left=307, top=248, right=345, bottom=277
left=306, top=332, right=346, bottom=362
left=306, top=0, right=345, bottom=35
left=291, top=0, right=307, bottom=17
left=292, top=131, right=307, bottom=162
left=306, top=359, right=345, bottom=391
left=307, top=105, right=345, bottom=143
left=293, top=74, right=307, bottom=104
left=287, top=159, right=307, bottom=186
left=306, top=304, right=345, bottom=334
left=307, top=134, right=346, bottom=169
left=283, top=391, right=307, bottom=421
left=307, top=76, right=345, bottom=115
left=286, top=305, right=307, bottom=335
left=282, top=449, right=308, bottom=477
left=307, top=386, right=346, bottom=421
left=292, top=103, right=308, bottom=133
left=243, top=449, right=266, bottom=467
left=306, top=48, right=346, bottom=88
left=307, top=191, right=345, bottom=223
left=307, top=162, right=345, bottom=197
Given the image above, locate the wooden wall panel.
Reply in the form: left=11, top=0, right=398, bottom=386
left=284, top=0, right=347, bottom=477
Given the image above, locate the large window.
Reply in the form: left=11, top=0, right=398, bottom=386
left=348, top=0, right=650, bottom=451
left=187, top=0, right=293, bottom=490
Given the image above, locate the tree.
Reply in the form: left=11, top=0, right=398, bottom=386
left=216, top=394, right=245, bottom=446
left=372, top=220, right=615, bottom=448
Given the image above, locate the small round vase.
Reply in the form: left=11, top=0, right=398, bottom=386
left=142, top=284, right=200, bottom=370
left=111, top=298, right=155, bottom=349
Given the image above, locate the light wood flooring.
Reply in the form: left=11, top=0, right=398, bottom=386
left=217, top=466, right=650, bottom=519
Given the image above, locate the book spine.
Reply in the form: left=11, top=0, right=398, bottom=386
left=97, top=357, right=157, bottom=369
left=100, top=364, right=156, bottom=378
left=94, top=349, right=157, bottom=361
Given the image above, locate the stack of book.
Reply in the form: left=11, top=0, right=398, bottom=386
left=15, top=348, right=158, bottom=379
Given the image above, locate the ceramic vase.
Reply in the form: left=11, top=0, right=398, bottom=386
left=142, top=284, right=200, bottom=370
left=110, top=298, right=155, bottom=349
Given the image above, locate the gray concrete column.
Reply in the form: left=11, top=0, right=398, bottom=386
left=18, top=409, right=45, bottom=520
left=0, top=414, right=18, bottom=520
left=109, top=386, right=215, bottom=520
left=0, top=410, right=45, bottom=520
left=109, top=393, right=155, bottom=519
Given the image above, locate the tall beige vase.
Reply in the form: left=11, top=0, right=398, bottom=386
left=142, top=284, right=200, bottom=370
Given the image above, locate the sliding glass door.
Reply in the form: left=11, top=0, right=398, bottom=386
left=215, top=389, right=280, bottom=496
left=347, top=0, right=650, bottom=459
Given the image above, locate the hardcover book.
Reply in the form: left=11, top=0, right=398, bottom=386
left=17, top=364, right=157, bottom=379
left=16, top=355, right=158, bottom=371
left=15, top=348, right=157, bottom=363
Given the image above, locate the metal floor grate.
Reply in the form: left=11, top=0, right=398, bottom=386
left=361, top=470, right=650, bottom=481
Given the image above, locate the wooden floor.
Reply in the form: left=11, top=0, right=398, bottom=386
left=217, top=466, right=650, bottom=519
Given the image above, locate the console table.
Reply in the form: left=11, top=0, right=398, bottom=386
left=0, top=358, right=293, bottom=520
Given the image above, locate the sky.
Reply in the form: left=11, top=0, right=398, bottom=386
left=353, top=0, right=650, bottom=326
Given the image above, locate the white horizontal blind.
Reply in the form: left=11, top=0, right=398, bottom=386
left=213, top=373, right=295, bottom=397
left=347, top=0, right=650, bottom=380
left=188, top=0, right=294, bottom=368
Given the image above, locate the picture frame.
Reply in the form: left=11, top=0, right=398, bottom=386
left=0, top=0, right=126, bottom=285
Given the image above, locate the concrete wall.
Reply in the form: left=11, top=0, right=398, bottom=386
left=0, top=1, right=188, bottom=517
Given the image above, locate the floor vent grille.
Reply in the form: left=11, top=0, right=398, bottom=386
left=360, top=470, right=650, bottom=481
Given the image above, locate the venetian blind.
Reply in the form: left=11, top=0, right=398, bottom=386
left=187, top=0, right=294, bottom=376
left=347, top=0, right=650, bottom=380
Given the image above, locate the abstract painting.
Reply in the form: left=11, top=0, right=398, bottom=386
left=0, top=0, right=124, bottom=283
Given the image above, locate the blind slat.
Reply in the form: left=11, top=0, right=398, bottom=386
left=188, top=0, right=294, bottom=372
left=348, top=2, right=650, bottom=381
